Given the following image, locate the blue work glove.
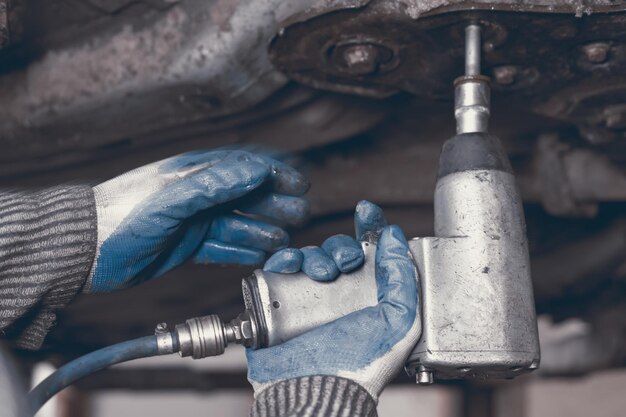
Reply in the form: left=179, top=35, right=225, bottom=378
left=86, top=149, right=309, bottom=293
left=247, top=224, right=421, bottom=401
left=262, top=200, right=388, bottom=281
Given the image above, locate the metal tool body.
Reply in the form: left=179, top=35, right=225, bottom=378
left=244, top=145, right=540, bottom=382
left=177, top=24, right=540, bottom=384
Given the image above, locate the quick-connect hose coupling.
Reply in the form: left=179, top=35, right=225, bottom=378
left=454, top=24, right=491, bottom=134
left=174, top=311, right=258, bottom=359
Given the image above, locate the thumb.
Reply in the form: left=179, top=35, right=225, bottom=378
left=375, top=226, right=418, bottom=318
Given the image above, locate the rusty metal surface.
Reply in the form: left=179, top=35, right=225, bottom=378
left=0, top=0, right=329, bottom=175
left=270, top=1, right=626, bottom=147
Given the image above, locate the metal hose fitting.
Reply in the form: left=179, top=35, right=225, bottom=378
left=175, top=310, right=258, bottom=359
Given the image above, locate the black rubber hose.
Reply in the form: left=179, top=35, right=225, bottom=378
left=27, top=333, right=177, bottom=414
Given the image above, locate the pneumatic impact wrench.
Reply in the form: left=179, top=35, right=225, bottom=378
left=171, top=24, right=541, bottom=384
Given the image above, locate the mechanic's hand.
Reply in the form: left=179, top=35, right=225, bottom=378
left=262, top=200, right=388, bottom=281
left=86, top=149, right=309, bottom=293
left=247, top=225, right=420, bottom=401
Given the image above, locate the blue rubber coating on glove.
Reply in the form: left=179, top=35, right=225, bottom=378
left=89, top=148, right=313, bottom=293
left=135, top=218, right=212, bottom=280
left=242, top=194, right=311, bottom=226
left=354, top=200, right=388, bottom=241
left=263, top=248, right=304, bottom=274
left=252, top=156, right=310, bottom=196
left=300, top=247, right=340, bottom=282
left=247, top=226, right=418, bottom=383
left=193, top=240, right=265, bottom=266
left=159, top=149, right=228, bottom=173
left=159, top=150, right=307, bottom=196
left=90, top=152, right=272, bottom=292
left=321, top=234, right=364, bottom=273
left=208, top=214, right=289, bottom=252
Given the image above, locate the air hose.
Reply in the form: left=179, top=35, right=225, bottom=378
left=27, top=334, right=174, bottom=413
left=27, top=312, right=256, bottom=415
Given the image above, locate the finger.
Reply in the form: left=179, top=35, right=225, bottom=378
left=321, top=234, right=364, bottom=273
left=193, top=240, right=265, bottom=266
left=241, top=194, right=310, bottom=226
left=209, top=214, right=289, bottom=252
left=263, top=248, right=304, bottom=274
left=251, top=155, right=310, bottom=196
left=375, top=226, right=418, bottom=315
left=355, top=200, right=388, bottom=241
left=156, top=152, right=271, bottom=220
left=301, top=247, right=340, bottom=282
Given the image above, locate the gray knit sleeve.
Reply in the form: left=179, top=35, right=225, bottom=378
left=250, top=376, right=378, bottom=417
left=0, top=186, right=97, bottom=350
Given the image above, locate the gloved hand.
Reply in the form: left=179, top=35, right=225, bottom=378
left=248, top=204, right=421, bottom=403
left=262, top=200, right=387, bottom=281
left=86, top=149, right=309, bottom=293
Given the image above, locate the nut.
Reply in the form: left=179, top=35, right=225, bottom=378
left=342, top=44, right=381, bottom=75
left=582, top=42, right=610, bottom=64
left=226, top=311, right=257, bottom=348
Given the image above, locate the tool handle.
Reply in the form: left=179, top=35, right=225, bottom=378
left=243, top=242, right=382, bottom=348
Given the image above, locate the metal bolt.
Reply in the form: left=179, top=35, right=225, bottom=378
left=341, top=44, right=382, bottom=76
left=582, top=42, right=610, bottom=64
left=416, top=369, right=434, bottom=385
left=492, top=65, right=518, bottom=85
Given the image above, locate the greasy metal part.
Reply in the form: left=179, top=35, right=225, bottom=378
left=465, top=25, right=481, bottom=77
left=176, top=315, right=228, bottom=359
left=455, top=78, right=491, bottom=134
left=268, top=1, right=626, bottom=144
left=270, top=4, right=626, bottom=99
left=335, top=43, right=391, bottom=76
left=174, top=312, right=257, bottom=359
left=455, top=25, right=491, bottom=134
left=225, top=310, right=259, bottom=349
